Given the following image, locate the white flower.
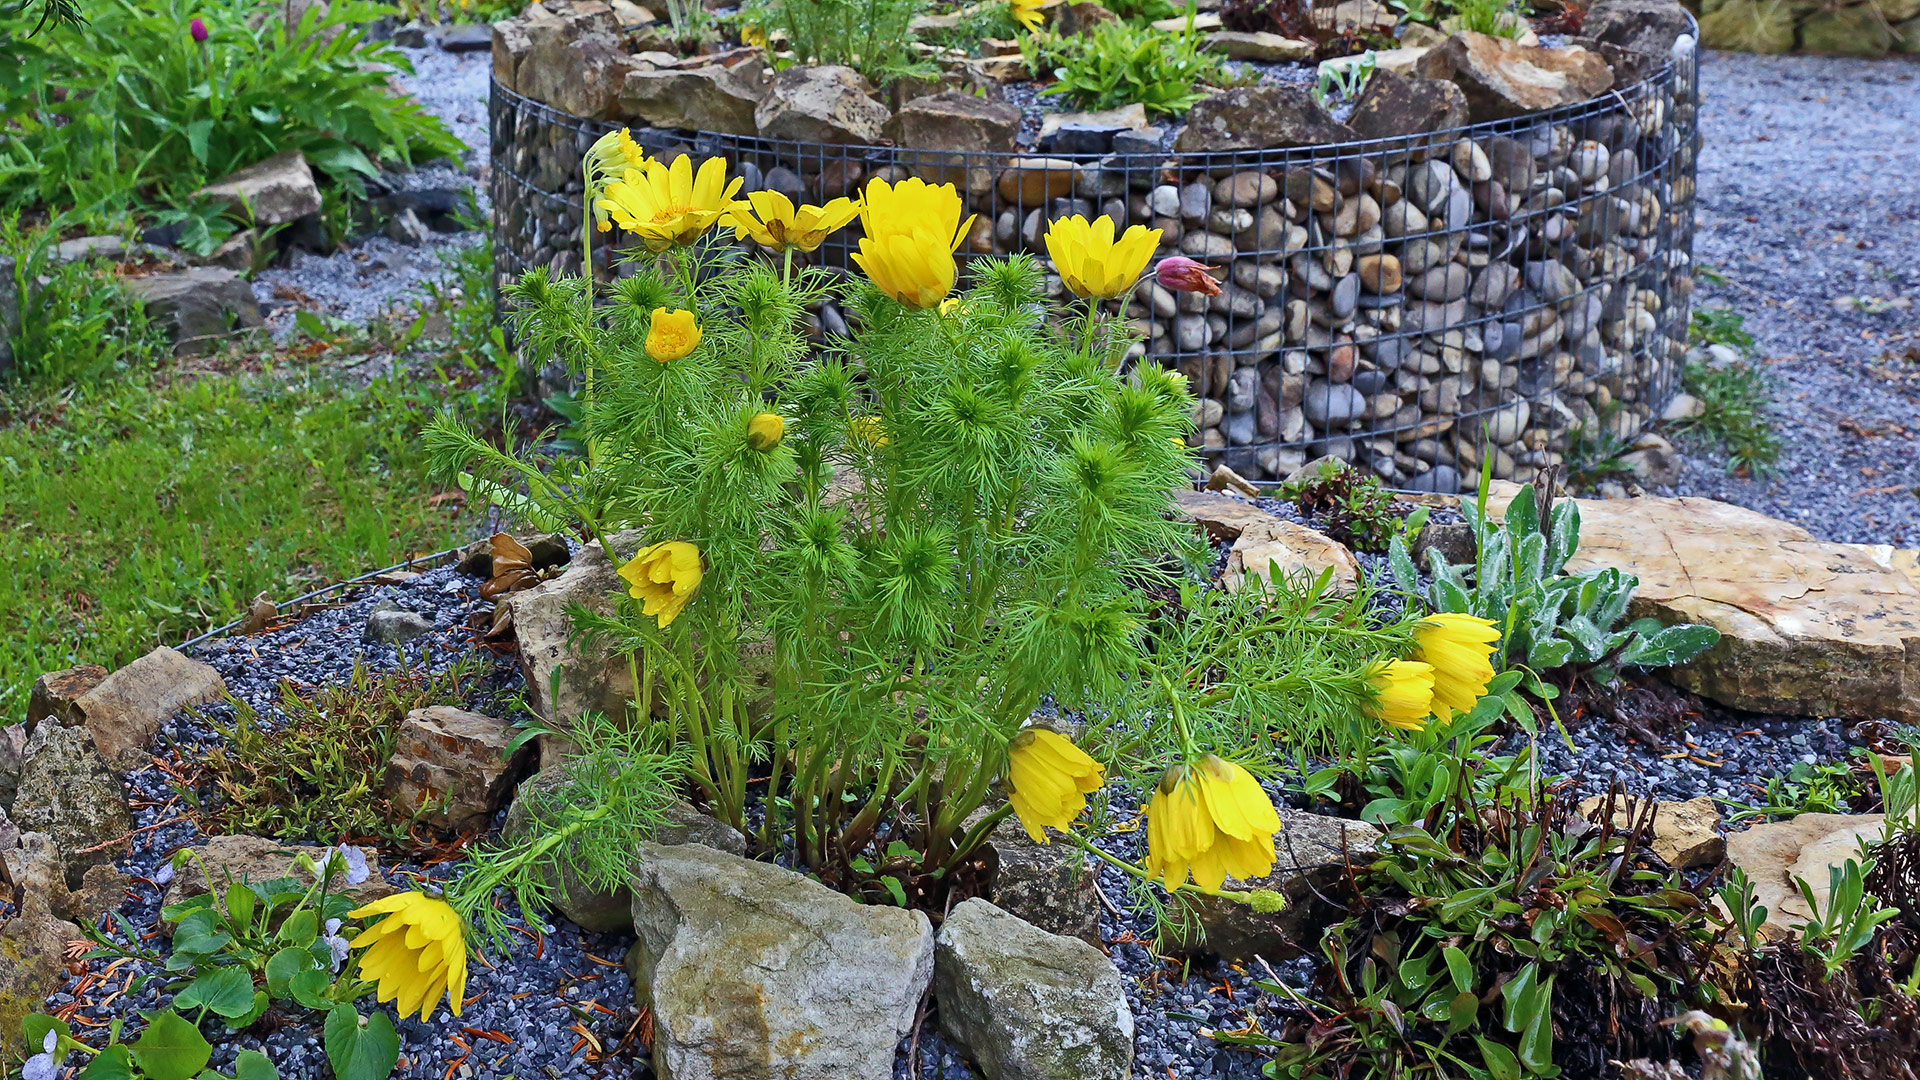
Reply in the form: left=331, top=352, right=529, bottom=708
left=23, top=1028, right=58, bottom=1080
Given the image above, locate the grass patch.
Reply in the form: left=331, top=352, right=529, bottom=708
left=198, top=657, right=493, bottom=842
left=1678, top=306, right=1780, bottom=478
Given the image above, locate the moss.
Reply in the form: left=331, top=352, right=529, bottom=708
left=1799, top=4, right=1894, bottom=54
left=1699, top=0, right=1797, bottom=53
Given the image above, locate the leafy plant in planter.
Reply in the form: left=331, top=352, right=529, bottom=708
left=1021, top=9, right=1228, bottom=116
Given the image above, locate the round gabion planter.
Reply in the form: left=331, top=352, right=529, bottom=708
left=490, top=48, right=1698, bottom=493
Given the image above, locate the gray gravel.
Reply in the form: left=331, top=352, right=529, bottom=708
left=251, top=43, right=491, bottom=332
left=1674, top=51, right=1920, bottom=547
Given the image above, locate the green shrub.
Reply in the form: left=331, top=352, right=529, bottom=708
left=0, top=0, right=461, bottom=221
left=743, top=0, right=935, bottom=88
left=3, top=214, right=170, bottom=388
left=1023, top=13, right=1225, bottom=116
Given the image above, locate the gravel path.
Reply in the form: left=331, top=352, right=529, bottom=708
left=1676, top=51, right=1920, bottom=547
left=251, top=42, right=492, bottom=332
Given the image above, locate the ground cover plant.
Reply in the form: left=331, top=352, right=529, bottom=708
left=1020, top=5, right=1228, bottom=116
left=1678, top=306, right=1782, bottom=477
left=0, top=0, right=459, bottom=226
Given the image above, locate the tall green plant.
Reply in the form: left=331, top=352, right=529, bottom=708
left=743, top=0, right=934, bottom=87
left=0, top=0, right=460, bottom=219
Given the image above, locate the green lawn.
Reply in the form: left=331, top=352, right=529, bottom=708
left=0, top=239, right=508, bottom=721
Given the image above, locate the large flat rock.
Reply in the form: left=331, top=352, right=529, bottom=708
left=1487, top=489, right=1920, bottom=723
left=1724, top=812, right=1885, bottom=939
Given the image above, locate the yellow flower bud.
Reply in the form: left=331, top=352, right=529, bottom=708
left=747, top=412, right=785, bottom=451
left=646, top=308, right=701, bottom=363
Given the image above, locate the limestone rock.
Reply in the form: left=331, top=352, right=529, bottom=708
left=1578, top=795, right=1724, bottom=869
left=754, top=65, right=891, bottom=145
left=163, top=834, right=395, bottom=910
left=501, top=533, right=638, bottom=735
left=1172, top=488, right=1283, bottom=543
left=1179, top=808, right=1381, bottom=960
left=1345, top=71, right=1470, bottom=140
left=384, top=706, right=533, bottom=831
left=979, top=813, right=1100, bottom=945
left=1581, top=0, right=1697, bottom=57
left=1725, top=813, right=1886, bottom=939
left=501, top=763, right=746, bottom=933
left=1203, top=30, right=1315, bottom=62
left=1413, top=32, right=1614, bottom=121
left=1173, top=85, right=1357, bottom=153
left=516, top=2, right=632, bottom=119
left=1222, top=518, right=1363, bottom=595
left=0, top=832, right=81, bottom=1058
left=886, top=91, right=1022, bottom=153
left=70, top=646, right=226, bottom=770
left=120, top=268, right=265, bottom=355
left=193, top=150, right=322, bottom=225
left=619, top=63, right=770, bottom=135
left=625, top=843, right=935, bottom=1080
left=0, top=724, right=26, bottom=811
left=490, top=18, right=535, bottom=93
left=72, top=862, right=132, bottom=923
left=1486, top=490, right=1920, bottom=723
left=934, top=899, right=1133, bottom=1080
left=11, top=724, right=132, bottom=889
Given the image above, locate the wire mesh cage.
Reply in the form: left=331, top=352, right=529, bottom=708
left=490, top=40, right=1699, bottom=493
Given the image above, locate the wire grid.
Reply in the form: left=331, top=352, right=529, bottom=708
left=489, top=45, right=1698, bottom=493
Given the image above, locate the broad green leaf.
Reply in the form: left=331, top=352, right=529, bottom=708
left=879, top=875, right=908, bottom=907
left=1476, top=1035, right=1522, bottom=1080
left=290, top=967, right=335, bottom=1011
left=1447, top=990, right=1479, bottom=1036
left=324, top=1007, right=400, bottom=1080
left=233, top=1050, right=279, bottom=1080
left=82, top=1044, right=137, bottom=1080
left=1443, top=946, right=1473, bottom=993
left=130, top=1009, right=213, bottom=1080
left=174, top=967, right=257, bottom=1019
left=1515, top=974, right=1555, bottom=1072
left=265, top=946, right=317, bottom=998
left=223, top=884, right=256, bottom=934
left=278, top=909, right=318, bottom=948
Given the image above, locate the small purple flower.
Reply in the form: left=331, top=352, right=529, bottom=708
left=323, top=918, right=352, bottom=971
left=153, top=862, right=176, bottom=887
left=324, top=845, right=370, bottom=886
left=190, top=17, right=208, bottom=42
left=23, top=1029, right=58, bottom=1080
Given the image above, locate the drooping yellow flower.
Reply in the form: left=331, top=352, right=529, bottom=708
left=1007, top=728, right=1105, bottom=843
left=848, top=415, right=889, bottom=449
left=729, top=191, right=862, bottom=254
left=851, top=177, right=975, bottom=309
left=1412, top=613, right=1501, bottom=718
left=1368, top=658, right=1437, bottom=731
left=347, top=892, right=467, bottom=1022
left=1009, top=0, right=1059, bottom=34
left=1144, top=756, right=1281, bottom=893
left=747, top=411, right=786, bottom=451
left=1044, top=215, right=1162, bottom=300
left=584, top=128, right=650, bottom=233
left=646, top=308, right=701, bottom=363
left=619, top=541, right=704, bottom=627
left=596, top=155, right=744, bottom=251
left=740, top=23, right=766, bottom=48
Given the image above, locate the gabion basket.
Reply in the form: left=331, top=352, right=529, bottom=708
left=490, top=43, right=1699, bottom=493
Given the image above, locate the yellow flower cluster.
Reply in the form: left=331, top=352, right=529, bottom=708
left=1366, top=613, right=1502, bottom=731
left=1145, top=756, right=1282, bottom=892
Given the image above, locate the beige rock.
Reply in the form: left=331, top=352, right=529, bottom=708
left=501, top=532, right=642, bottom=742
left=26, top=663, right=107, bottom=734
left=163, top=834, right=397, bottom=910
left=1413, top=32, right=1613, bottom=121
left=1486, top=489, right=1920, bottom=723
left=384, top=706, right=533, bottom=831
left=619, top=63, right=769, bottom=135
left=1222, top=518, right=1362, bottom=595
left=1724, top=812, right=1884, bottom=939
left=1035, top=103, right=1149, bottom=143
left=1176, top=808, right=1382, bottom=960
left=1172, top=489, right=1280, bottom=543
left=1578, top=794, right=1724, bottom=868
left=490, top=18, right=534, bottom=93
left=754, top=65, right=892, bottom=145
left=889, top=91, right=1024, bottom=153
left=519, top=20, right=644, bottom=120
left=1203, top=30, right=1315, bottom=63
left=0, top=832, right=81, bottom=1057
left=72, top=646, right=226, bottom=770
left=995, top=157, right=1081, bottom=204
left=192, top=150, right=323, bottom=225
left=1207, top=463, right=1261, bottom=498
left=1149, top=10, right=1222, bottom=30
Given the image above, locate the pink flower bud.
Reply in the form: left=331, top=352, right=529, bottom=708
left=1155, top=255, right=1222, bottom=297
left=190, top=17, right=208, bottom=42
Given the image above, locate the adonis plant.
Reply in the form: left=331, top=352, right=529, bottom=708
left=410, top=130, right=1509, bottom=1006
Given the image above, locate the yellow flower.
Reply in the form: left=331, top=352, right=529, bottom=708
left=729, top=191, right=861, bottom=253
left=1368, top=658, right=1436, bottom=731
left=851, top=177, right=975, bottom=309
left=1043, top=215, right=1162, bottom=300
left=646, top=308, right=701, bottom=363
left=1144, top=756, right=1281, bottom=892
left=740, top=23, right=766, bottom=47
left=619, top=541, right=704, bottom=627
left=747, top=411, right=785, bottom=451
left=1010, top=0, right=1058, bottom=34
left=849, top=415, right=889, bottom=449
left=1412, top=613, right=1501, bottom=718
left=1007, top=728, right=1104, bottom=843
left=348, top=892, right=467, bottom=1022
left=596, top=154, right=744, bottom=252
left=585, top=129, right=650, bottom=233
